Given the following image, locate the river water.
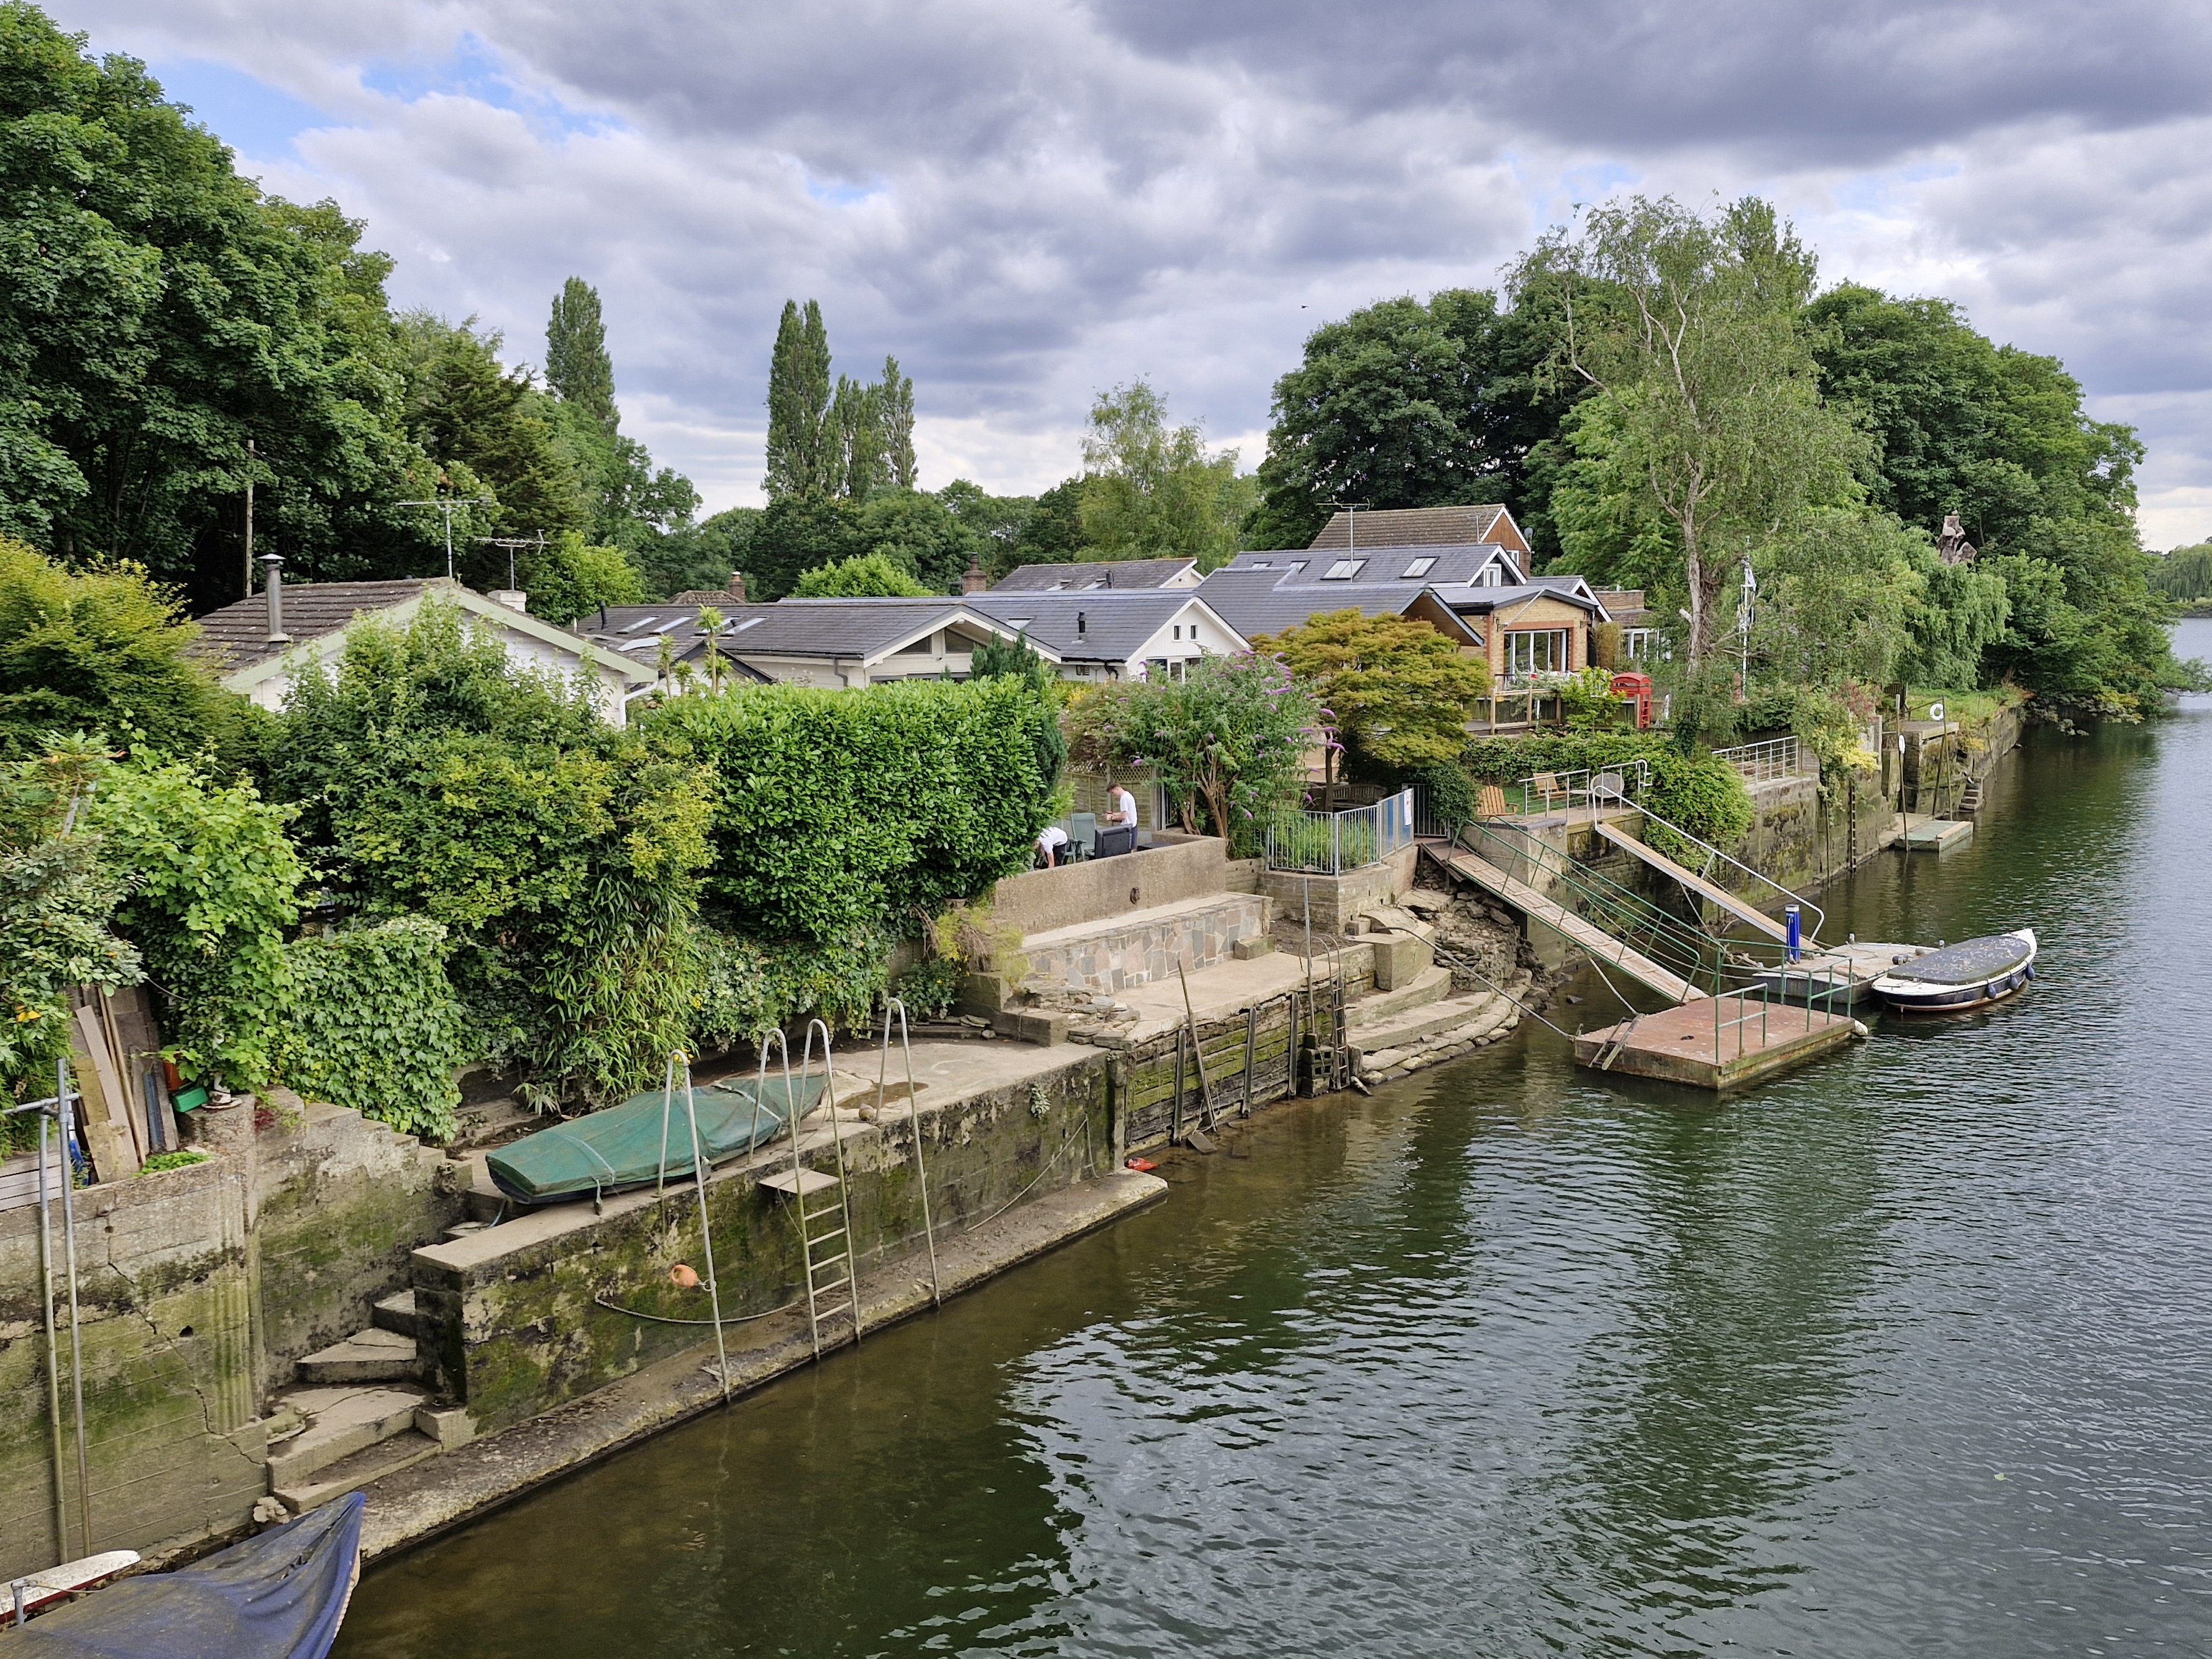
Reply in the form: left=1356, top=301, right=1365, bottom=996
left=340, top=622, right=2212, bottom=1659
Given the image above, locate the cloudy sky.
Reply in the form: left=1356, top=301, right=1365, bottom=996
left=46, top=0, right=2212, bottom=546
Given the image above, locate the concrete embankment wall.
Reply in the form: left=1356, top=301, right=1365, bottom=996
left=0, top=1099, right=459, bottom=1580
left=414, top=1052, right=1118, bottom=1434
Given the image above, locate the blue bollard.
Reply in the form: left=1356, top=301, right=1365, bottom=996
left=1785, top=904, right=1802, bottom=965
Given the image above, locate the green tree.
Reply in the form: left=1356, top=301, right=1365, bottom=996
left=1514, top=196, right=1866, bottom=664
left=792, top=551, right=935, bottom=597
left=400, top=313, right=587, bottom=541
left=1251, top=288, right=1580, bottom=553
left=0, top=741, right=140, bottom=1115
left=1063, top=654, right=1319, bottom=851
left=2152, top=544, right=2212, bottom=604
left=880, top=356, right=917, bottom=489
left=519, top=531, right=646, bottom=625
left=0, top=8, right=445, bottom=604
left=832, top=373, right=886, bottom=498
left=0, top=537, right=247, bottom=762
left=1254, top=608, right=1490, bottom=791
left=765, top=299, right=833, bottom=499
left=937, top=479, right=1034, bottom=576
left=545, top=276, right=617, bottom=438
left=1001, top=479, right=1090, bottom=575
left=1078, top=381, right=1254, bottom=569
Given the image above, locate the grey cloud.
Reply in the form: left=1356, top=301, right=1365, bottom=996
left=44, top=0, right=2212, bottom=530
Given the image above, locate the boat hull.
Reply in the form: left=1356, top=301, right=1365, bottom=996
left=1871, top=928, right=2037, bottom=1015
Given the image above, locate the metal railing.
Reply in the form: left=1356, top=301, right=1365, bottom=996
left=1516, top=761, right=1651, bottom=816
left=1710, top=735, right=1811, bottom=783
left=1266, top=787, right=1415, bottom=874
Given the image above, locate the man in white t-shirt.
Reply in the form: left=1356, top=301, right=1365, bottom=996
left=1105, top=782, right=1138, bottom=830
left=1036, top=824, right=1070, bottom=868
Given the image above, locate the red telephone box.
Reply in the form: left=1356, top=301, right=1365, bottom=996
left=1611, top=671, right=1654, bottom=731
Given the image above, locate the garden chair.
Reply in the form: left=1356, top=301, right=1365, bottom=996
left=1093, top=824, right=1139, bottom=859
left=1477, top=784, right=1508, bottom=819
left=1070, top=812, right=1098, bottom=859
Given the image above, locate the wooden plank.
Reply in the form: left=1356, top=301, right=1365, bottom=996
left=1437, top=849, right=1704, bottom=1005
left=1593, top=821, right=1791, bottom=943
left=756, top=1168, right=839, bottom=1196
left=71, top=1001, right=139, bottom=1180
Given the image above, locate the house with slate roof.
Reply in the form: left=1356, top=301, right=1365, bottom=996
left=987, top=557, right=1203, bottom=593
left=576, top=597, right=1059, bottom=690
left=964, top=589, right=1245, bottom=680
left=187, top=565, right=655, bottom=724
left=1202, top=530, right=1610, bottom=683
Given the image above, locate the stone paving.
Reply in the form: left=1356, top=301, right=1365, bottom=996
left=1021, top=894, right=1267, bottom=996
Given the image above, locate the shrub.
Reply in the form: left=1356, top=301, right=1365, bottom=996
left=792, top=552, right=935, bottom=598
left=0, top=539, right=248, bottom=766
left=693, top=926, right=889, bottom=1049
left=646, top=678, right=1059, bottom=944
left=1460, top=731, right=1751, bottom=853
left=892, top=957, right=961, bottom=1020
left=272, top=601, right=714, bottom=1108
left=275, top=918, right=470, bottom=1141
left=87, top=758, right=305, bottom=1088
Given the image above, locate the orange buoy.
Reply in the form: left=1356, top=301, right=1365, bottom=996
left=669, top=1262, right=701, bottom=1288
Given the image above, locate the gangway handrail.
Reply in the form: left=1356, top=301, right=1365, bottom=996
left=1451, top=819, right=1798, bottom=995
left=1623, top=798, right=1826, bottom=943
left=1455, top=820, right=1736, bottom=976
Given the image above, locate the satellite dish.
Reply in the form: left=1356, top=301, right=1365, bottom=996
left=1928, top=700, right=1946, bottom=721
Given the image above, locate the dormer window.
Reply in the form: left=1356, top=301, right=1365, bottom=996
left=1322, top=558, right=1366, bottom=580
left=1401, top=556, right=1437, bottom=578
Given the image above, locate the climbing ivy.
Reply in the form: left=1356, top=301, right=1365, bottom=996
left=275, top=918, right=470, bottom=1141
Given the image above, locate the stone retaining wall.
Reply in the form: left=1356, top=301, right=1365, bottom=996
left=0, top=1100, right=457, bottom=1580
left=1022, top=894, right=1268, bottom=996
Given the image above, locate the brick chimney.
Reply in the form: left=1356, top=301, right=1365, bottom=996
left=961, top=556, right=987, bottom=596
left=726, top=570, right=747, bottom=603
left=260, top=554, right=288, bottom=643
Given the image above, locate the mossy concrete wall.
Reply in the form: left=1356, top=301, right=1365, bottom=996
left=0, top=1100, right=458, bottom=1580
left=413, top=1052, right=1117, bottom=1434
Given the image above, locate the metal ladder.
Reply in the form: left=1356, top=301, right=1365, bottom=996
left=875, top=997, right=942, bottom=1308
left=755, top=1020, right=863, bottom=1360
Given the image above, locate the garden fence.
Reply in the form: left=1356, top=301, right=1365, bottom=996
left=1265, top=788, right=1415, bottom=875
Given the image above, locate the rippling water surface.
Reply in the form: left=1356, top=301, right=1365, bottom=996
left=341, top=623, right=2212, bottom=1658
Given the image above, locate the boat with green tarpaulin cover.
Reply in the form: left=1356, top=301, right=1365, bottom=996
left=486, top=1072, right=827, bottom=1204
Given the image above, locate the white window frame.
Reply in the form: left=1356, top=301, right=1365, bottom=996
left=1401, top=556, right=1438, bottom=578
left=1322, top=558, right=1367, bottom=580
left=1505, top=628, right=1571, bottom=676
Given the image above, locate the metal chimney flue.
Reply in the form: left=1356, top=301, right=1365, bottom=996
left=261, top=554, right=288, bottom=643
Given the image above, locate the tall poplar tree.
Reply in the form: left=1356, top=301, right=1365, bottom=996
left=832, top=374, right=886, bottom=498
left=545, top=276, right=617, bottom=437
left=764, top=299, right=833, bottom=498
left=880, top=355, right=917, bottom=489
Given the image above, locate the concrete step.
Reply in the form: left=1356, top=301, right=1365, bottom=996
left=274, top=1427, right=441, bottom=1515
left=1346, top=964, right=1453, bottom=1029
left=265, top=1384, right=429, bottom=1489
left=372, top=1289, right=425, bottom=1340
left=296, top=1326, right=419, bottom=1385
left=1349, top=992, right=1505, bottom=1058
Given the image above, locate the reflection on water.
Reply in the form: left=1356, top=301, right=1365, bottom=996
left=341, top=622, right=2212, bottom=1658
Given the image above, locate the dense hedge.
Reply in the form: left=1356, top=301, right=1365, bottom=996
left=646, top=677, right=1060, bottom=943
left=1459, top=733, right=1753, bottom=853
left=694, top=926, right=889, bottom=1048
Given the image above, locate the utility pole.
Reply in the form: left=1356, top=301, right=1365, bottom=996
left=398, top=495, right=492, bottom=581
left=241, top=439, right=255, bottom=599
